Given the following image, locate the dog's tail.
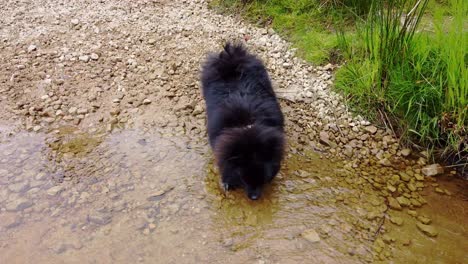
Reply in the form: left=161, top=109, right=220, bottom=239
left=202, top=42, right=250, bottom=81
left=218, top=42, right=248, bottom=78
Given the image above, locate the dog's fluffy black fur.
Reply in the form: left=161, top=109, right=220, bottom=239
left=201, top=42, right=285, bottom=200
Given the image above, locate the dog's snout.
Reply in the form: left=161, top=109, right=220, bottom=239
left=247, top=188, right=262, bottom=200
left=248, top=193, right=259, bottom=200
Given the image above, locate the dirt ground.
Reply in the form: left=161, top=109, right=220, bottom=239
left=0, top=0, right=467, bottom=263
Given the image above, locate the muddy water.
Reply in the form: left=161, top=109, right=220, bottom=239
left=0, top=127, right=467, bottom=264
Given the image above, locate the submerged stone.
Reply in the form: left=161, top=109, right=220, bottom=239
left=389, top=216, right=404, bottom=226
left=416, top=223, right=438, bottom=237
left=301, top=228, right=321, bottom=243
left=388, top=197, right=402, bottom=210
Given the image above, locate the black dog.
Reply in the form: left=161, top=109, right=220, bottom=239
left=201, top=42, right=285, bottom=200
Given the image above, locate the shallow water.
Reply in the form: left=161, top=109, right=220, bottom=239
left=0, top=127, right=467, bottom=263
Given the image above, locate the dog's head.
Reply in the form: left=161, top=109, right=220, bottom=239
left=215, top=125, right=284, bottom=200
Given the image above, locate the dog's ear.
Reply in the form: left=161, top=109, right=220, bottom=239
left=214, top=130, right=241, bottom=163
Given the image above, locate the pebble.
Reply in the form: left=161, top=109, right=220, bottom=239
left=110, top=108, right=120, bottom=116
left=27, top=44, right=37, bottom=52
left=389, top=216, right=403, bottom=226
left=90, top=53, right=99, bottom=60
left=422, top=164, right=444, bottom=176
left=192, top=105, right=203, bottom=115
left=134, top=218, right=147, bottom=230
left=6, top=198, right=33, bottom=211
left=378, top=158, right=392, bottom=167
left=143, top=99, right=152, bottom=105
left=68, top=107, right=78, bottom=114
left=364, top=125, right=378, bottom=134
left=301, top=228, right=321, bottom=243
left=46, top=185, right=64, bottom=196
left=79, top=55, right=90, bottom=62
left=416, top=222, right=438, bottom=237
left=8, top=181, right=30, bottom=193
left=88, top=211, right=112, bottom=225
left=399, top=172, right=411, bottom=182
left=0, top=212, right=23, bottom=229
left=400, top=148, right=411, bottom=157
left=407, top=210, right=418, bottom=217
left=71, top=18, right=79, bottom=25
left=33, top=125, right=42, bottom=132
left=417, top=215, right=432, bottom=225
left=388, top=197, right=402, bottom=210
left=396, top=196, right=410, bottom=207
left=319, top=131, right=335, bottom=147
left=77, top=108, right=88, bottom=115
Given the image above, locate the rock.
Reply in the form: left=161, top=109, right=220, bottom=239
left=387, top=197, right=402, bottom=211
left=319, top=131, right=335, bottom=147
left=414, top=173, right=425, bottom=181
left=417, top=215, right=432, bottom=225
left=133, top=218, right=147, bottom=230
left=79, top=55, right=90, bottom=62
left=192, top=105, right=203, bottom=115
left=90, top=53, right=99, bottom=60
left=367, top=211, right=382, bottom=220
left=407, top=210, right=417, bottom=217
left=50, top=243, right=67, bottom=254
left=174, top=96, right=193, bottom=111
left=88, top=211, right=112, bottom=225
left=301, top=228, right=320, bottom=243
left=47, top=185, right=64, bottom=196
left=343, top=146, right=353, bottom=157
left=110, top=108, right=121, bottom=116
left=147, top=190, right=166, bottom=201
left=364, top=125, right=378, bottom=134
left=389, top=216, right=403, bottom=226
left=33, top=125, right=42, bottom=132
left=77, top=108, right=88, bottom=115
left=143, top=99, right=152, bottom=105
left=6, top=198, right=33, bottom=211
left=378, top=158, right=392, bottom=167
left=0, top=212, right=23, bottom=229
left=27, top=44, right=37, bottom=52
left=387, top=185, right=396, bottom=193
left=401, top=148, right=411, bottom=157
left=422, top=164, right=444, bottom=176
left=222, top=238, right=234, bottom=248
left=416, top=223, right=438, bottom=237
left=8, top=181, right=30, bottom=193
left=71, top=18, right=79, bottom=25
left=399, top=172, right=411, bottom=182
left=68, top=107, right=78, bottom=114
left=396, top=196, right=410, bottom=207
left=407, top=183, right=417, bottom=192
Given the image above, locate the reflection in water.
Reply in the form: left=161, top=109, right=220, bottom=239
left=0, top=127, right=467, bottom=263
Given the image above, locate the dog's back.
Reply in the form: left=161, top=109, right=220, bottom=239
left=201, top=42, right=284, bottom=146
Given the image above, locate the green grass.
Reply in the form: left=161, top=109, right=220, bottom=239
left=209, top=0, right=365, bottom=64
left=336, top=0, right=467, bottom=160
